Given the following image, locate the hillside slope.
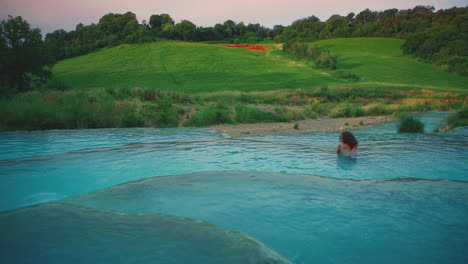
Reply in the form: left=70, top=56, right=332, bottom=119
left=314, top=38, right=467, bottom=92
left=52, top=39, right=467, bottom=93
left=53, top=42, right=341, bottom=92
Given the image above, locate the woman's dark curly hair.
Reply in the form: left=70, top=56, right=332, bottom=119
left=340, top=131, right=358, bottom=149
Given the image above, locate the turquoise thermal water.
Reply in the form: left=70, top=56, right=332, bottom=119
left=0, top=111, right=467, bottom=263
left=1, top=112, right=466, bottom=211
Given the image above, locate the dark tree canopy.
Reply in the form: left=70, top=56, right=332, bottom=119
left=0, top=16, right=54, bottom=94
left=149, top=14, right=174, bottom=29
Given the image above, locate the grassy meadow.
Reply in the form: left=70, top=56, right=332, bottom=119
left=314, top=38, right=467, bottom=93
left=52, top=42, right=341, bottom=92
left=1, top=38, right=467, bottom=131
left=53, top=38, right=467, bottom=93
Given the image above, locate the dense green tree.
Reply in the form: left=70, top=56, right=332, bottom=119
left=290, top=16, right=324, bottom=41
left=0, top=16, right=54, bottom=94
left=174, top=20, right=196, bottom=41
left=149, top=14, right=174, bottom=29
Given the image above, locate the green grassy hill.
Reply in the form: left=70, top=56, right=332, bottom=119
left=52, top=42, right=341, bottom=92
left=314, top=38, right=467, bottom=92
left=52, top=38, right=467, bottom=93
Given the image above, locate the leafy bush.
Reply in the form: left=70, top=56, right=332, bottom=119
left=142, top=88, right=158, bottom=101
left=366, top=103, right=393, bottom=116
left=275, top=106, right=305, bottom=121
left=0, top=91, right=136, bottom=130
left=446, top=106, right=468, bottom=129
left=238, top=93, right=258, bottom=104
left=45, top=79, right=72, bottom=91
left=329, top=103, right=366, bottom=118
left=397, top=101, right=436, bottom=112
left=306, top=102, right=335, bottom=115
left=120, top=104, right=145, bottom=127
left=184, top=104, right=232, bottom=127
left=235, top=105, right=284, bottom=123
left=315, top=52, right=337, bottom=70
left=397, top=116, right=424, bottom=133
left=303, top=107, right=318, bottom=119
left=283, top=41, right=338, bottom=70
left=153, top=97, right=179, bottom=128
left=106, top=87, right=133, bottom=100
left=332, top=71, right=361, bottom=81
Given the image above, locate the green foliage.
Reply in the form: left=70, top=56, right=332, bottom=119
left=366, top=103, right=393, bottom=116
left=450, top=101, right=463, bottom=110
left=315, top=51, right=337, bottom=70
left=105, top=87, right=133, bottom=100
left=0, top=16, right=55, bottom=94
left=397, top=101, right=441, bottom=112
left=235, top=105, right=285, bottom=123
left=303, top=107, right=318, bottom=119
left=447, top=106, right=468, bottom=129
left=120, top=104, right=145, bottom=127
left=306, top=102, right=335, bottom=116
left=184, top=104, right=232, bottom=127
left=275, top=106, right=305, bottom=121
left=154, top=97, right=179, bottom=128
left=283, top=42, right=338, bottom=70
left=398, top=116, right=425, bottom=133
left=45, top=78, right=72, bottom=91
left=332, top=71, right=361, bottom=81
left=294, top=123, right=299, bottom=130
left=329, top=103, right=366, bottom=118
left=149, top=14, right=174, bottom=29
left=0, top=91, right=147, bottom=130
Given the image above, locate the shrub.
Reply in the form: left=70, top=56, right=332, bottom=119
left=120, top=104, right=145, bottom=127
left=275, top=106, right=305, bottom=121
left=235, top=105, right=284, bottom=123
left=238, top=93, right=258, bottom=104
left=142, top=88, right=158, bottom=101
left=398, top=116, right=425, bottom=133
left=329, top=103, right=366, bottom=118
left=397, top=101, right=434, bottom=112
left=283, top=42, right=338, bottom=70
left=315, top=52, right=337, bottom=70
left=332, top=71, right=361, bottom=81
left=306, top=102, right=335, bottom=115
left=184, top=104, right=232, bottom=127
left=446, top=106, right=468, bottom=129
left=294, top=123, right=299, bottom=130
left=392, top=111, right=410, bottom=119
left=366, top=103, right=393, bottom=116
left=45, top=79, right=72, bottom=91
left=106, top=87, right=133, bottom=100
left=303, top=107, right=318, bottom=119
left=154, top=97, right=179, bottom=128
left=0, top=91, right=127, bottom=130
left=450, top=101, right=463, bottom=110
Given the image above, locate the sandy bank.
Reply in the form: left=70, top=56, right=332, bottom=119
left=210, top=116, right=393, bottom=138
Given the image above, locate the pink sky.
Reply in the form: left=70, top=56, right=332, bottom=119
left=0, top=0, right=466, bottom=34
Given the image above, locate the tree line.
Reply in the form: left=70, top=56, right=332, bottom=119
left=1, top=5, right=467, bottom=95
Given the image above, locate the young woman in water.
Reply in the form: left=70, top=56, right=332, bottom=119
left=336, top=131, right=358, bottom=156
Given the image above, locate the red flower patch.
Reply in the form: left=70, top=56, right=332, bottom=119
left=222, top=44, right=268, bottom=52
